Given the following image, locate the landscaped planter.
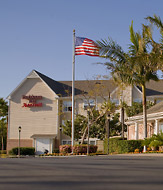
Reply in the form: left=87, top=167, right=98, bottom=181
left=159, top=146, right=163, bottom=151
left=0, top=154, right=7, bottom=158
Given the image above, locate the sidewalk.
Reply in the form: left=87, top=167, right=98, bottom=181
left=114, top=153, right=163, bottom=157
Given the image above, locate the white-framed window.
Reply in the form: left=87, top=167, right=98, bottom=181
left=62, top=120, right=65, bottom=125
left=90, top=140, right=96, bottom=145
left=159, top=123, right=163, bottom=133
left=62, top=140, right=71, bottom=145
left=111, top=98, right=119, bottom=105
left=133, top=98, right=142, bottom=103
left=63, top=101, right=72, bottom=112
left=83, top=99, right=95, bottom=110
left=83, top=140, right=96, bottom=145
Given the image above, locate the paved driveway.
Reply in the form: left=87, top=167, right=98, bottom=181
left=0, top=155, right=163, bottom=190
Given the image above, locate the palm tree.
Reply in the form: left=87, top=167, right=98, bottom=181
left=0, top=98, right=8, bottom=117
left=146, top=14, right=163, bottom=71
left=0, top=98, right=8, bottom=150
left=97, top=22, right=159, bottom=151
left=129, top=22, right=159, bottom=145
left=0, top=118, right=7, bottom=150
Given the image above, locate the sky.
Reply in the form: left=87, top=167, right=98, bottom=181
left=1, top=0, right=163, bottom=99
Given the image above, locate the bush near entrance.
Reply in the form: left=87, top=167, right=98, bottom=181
left=9, top=147, right=35, bottom=155
left=0, top=150, right=7, bottom=154
left=59, top=144, right=98, bottom=154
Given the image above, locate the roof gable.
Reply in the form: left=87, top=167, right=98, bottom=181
left=34, top=70, right=83, bottom=97
left=7, top=70, right=117, bottom=99
left=7, top=70, right=41, bottom=99
left=7, top=70, right=84, bottom=99
left=144, top=101, right=163, bottom=115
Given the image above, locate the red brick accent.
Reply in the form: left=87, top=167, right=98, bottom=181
left=128, top=122, right=155, bottom=140
left=128, top=125, right=135, bottom=140
left=139, top=124, right=144, bottom=139
left=7, top=139, right=33, bottom=152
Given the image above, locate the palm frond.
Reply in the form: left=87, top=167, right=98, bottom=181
left=96, top=37, right=126, bottom=63
left=146, top=14, right=163, bottom=31
left=129, top=21, right=140, bottom=55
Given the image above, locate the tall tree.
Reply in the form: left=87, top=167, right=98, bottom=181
left=80, top=98, right=116, bottom=144
left=62, top=114, right=87, bottom=141
left=0, top=118, right=7, bottom=150
left=129, top=22, right=159, bottom=145
left=97, top=22, right=160, bottom=150
left=0, top=98, right=8, bottom=150
left=146, top=14, right=163, bottom=71
left=62, top=110, right=121, bottom=142
left=0, top=98, right=8, bottom=117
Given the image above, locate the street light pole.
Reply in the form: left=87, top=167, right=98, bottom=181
left=18, top=126, right=21, bottom=157
left=87, top=111, right=90, bottom=156
left=59, top=125, right=62, bottom=145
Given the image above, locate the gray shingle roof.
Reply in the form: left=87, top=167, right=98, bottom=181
left=60, top=80, right=116, bottom=97
left=35, top=70, right=163, bottom=99
left=35, top=70, right=116, bottom=97
left=145, top=100, right=163, bottom=115
left=137, top=80, right=163, bottom=97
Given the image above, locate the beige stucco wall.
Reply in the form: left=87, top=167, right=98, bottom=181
left=122, top=86, right=132, bottom=106
left=132, top=86, right=142, bottom=102
left=59, top=96, right=108, bottom=142
left=8, top=78, right=58, bottom=140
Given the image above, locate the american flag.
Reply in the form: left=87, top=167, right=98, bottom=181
left=75, top=37, right=99, bottom=56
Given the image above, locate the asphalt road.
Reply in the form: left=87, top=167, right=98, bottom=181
left=0, top=155, right=163, bottom=190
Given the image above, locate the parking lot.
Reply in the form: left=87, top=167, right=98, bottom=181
left=0, top=155, right=163, bottom=190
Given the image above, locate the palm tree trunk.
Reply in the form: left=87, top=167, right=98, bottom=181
left=105, top=112, right=110, bottom=154
left=121, top=107, right=124, bottom=140
left=1, top=136, right=3, bottom=151
left=105, top=114, right=108, bottom=154
left=142, top=84, right=147, bottom=152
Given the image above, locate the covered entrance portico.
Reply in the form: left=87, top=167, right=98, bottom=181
left=31, top=134, right=56, bottom=154
left=127, top=108, right=163, bottom=140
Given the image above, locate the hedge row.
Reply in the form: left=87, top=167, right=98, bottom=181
left=0, top=150, right=7, bottom=154
left=104, top=138, right=144, bottom=154
left=9, top=147, right=35, bottom=155
left=59, top=145, right=98, bottom=154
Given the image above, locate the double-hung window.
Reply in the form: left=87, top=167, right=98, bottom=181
left=133, top=98, right=142, bottom=103
left=63, top=101, right=72, bottom=112
left=111, top=98, right=119, bottom=105
left=83, top=99, right=95, bottom=110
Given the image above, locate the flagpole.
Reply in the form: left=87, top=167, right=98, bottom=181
left=72, top=29, right=75, bottom=153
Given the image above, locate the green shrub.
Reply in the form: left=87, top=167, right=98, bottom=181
left=143, top=133, right=163, bottom=148
left=9, top=147, right=35, bottom=155
left=149, top=140, right=162, bottom=149
left=89, top=145, right=98, bottom=153
left=0, top=150, right=7, bottom=154
left=53, top=148, right=59, bottom=153
left=104, top=138, right=144, bottom=154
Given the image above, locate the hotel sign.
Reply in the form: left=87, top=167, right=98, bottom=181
left=22, top=95, right=43, bottom=107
